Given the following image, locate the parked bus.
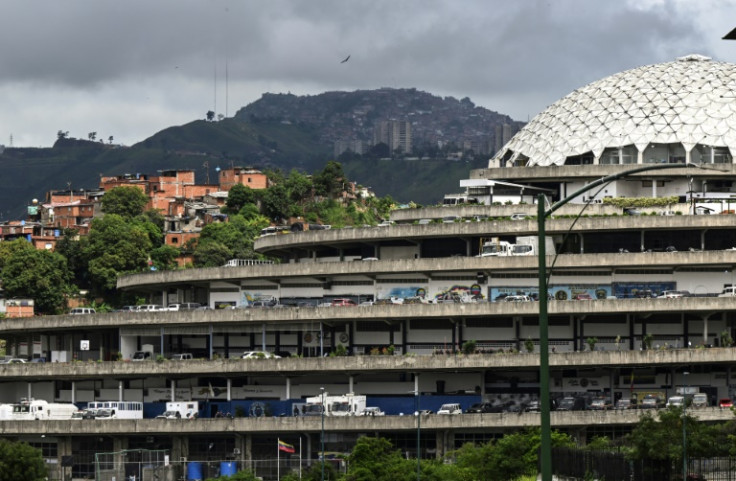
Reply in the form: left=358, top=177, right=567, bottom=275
left=86, top=401, right=144, bottom=419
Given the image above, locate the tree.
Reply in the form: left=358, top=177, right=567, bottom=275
left=83, top=214, right=153, bottom=292
left=225, top=184, right=256, bottom=214
left=101, top=186, right=149, bottom=218
left=192, top=241, right=232, bottom=268
left=313, top=161, right=345, bottom=197
left=56, top=130, right=68, bottom=140
left=626, top=408, right=727, bottom=468
left=88, top=132, right=97, bottom=141
left=54, top=228, right=89, bottom=288
left=0, top=439, right=47, bottom=481
left=150, top=245, right=180, bottom=271
left=0, top=240, right=73, bottom=314
left=206, top=110, right=215, bottom=121
left=285, top=169, right=313, bottom=204
left=261, top=184, right=291, bottom=221
left=108, top=135, right=114, bottom=144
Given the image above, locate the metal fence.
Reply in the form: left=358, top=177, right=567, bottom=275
left=552, top=447, right=736, bottom=481
left=94, top=450, right=342, bottom=481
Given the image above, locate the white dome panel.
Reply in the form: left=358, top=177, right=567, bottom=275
left=492, top=55, right=736, bottom=166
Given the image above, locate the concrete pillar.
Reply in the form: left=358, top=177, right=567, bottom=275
left=637, top=149, right=643, bottom=164
left=480, top=371, right=486, bottom=398
left=171, top=380, right=176, bottom=402
left=227, top=379, right=232, bottom=401
left=286, top=378, right=291, bottom=400
left=27, top=383, right=32, bottom=401
left=245, top=434, right=253, bottom=462
left=261, top=323, right=267, bottom=351
left=119, top=380, right=124, bottom=402
left=57, top=436, right=73, bottom=481
left=171, top=435, right=189, bottom=465
left=234, top=435, right=247, bottom=467
left=319, top=323, right=324, bottom=357
left=71, top=381, right=76, bottom=405
left=704, top=315, right=710, bottom=346
left=349, top=375, right=354, bottom=393
left=113, top=437, right=128, bottom=481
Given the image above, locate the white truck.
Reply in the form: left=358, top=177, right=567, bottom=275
left=302, top=392, right=367, bottom=417
left=156, top=401, right=199, bottom=419
left=479, top=236, right=556, bottom=257
left=478, top=238, right=513, bottom=257
left=511, top=236, right=556, bottom=256
left=11, top=399, right=78, bottom=420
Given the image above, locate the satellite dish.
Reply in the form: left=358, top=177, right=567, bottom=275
left=215, top=167, right=221, bottom=172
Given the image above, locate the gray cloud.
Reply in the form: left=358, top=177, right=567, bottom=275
left=0, top=0, right=733, bottom=147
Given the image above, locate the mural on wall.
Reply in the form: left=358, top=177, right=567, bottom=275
left=490, top=285, right=612, bottom=301
left=611, top=282, right=676, bottom=298
left=433, top=284, right=484, bottom=302
left=377, top=286, right=428, bottom=300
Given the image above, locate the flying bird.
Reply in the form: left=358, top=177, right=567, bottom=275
left=341, top=55, right=350, bottom=64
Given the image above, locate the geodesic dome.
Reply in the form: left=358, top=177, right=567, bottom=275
left=492, top=54, right=736, bottom=167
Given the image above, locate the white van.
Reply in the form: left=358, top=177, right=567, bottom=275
left=168, top=303, right=201, bottom=311
left=70, top=307, right=96, bottom=315
left=437, top=403, right=462, bottom=415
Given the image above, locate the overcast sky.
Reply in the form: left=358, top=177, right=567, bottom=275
left=2, top=0, right=735, bottom=148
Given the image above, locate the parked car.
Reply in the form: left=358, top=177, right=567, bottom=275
left=331, top=298, right=357, bottom=307
left=589, top=398, right=613, bottom=410
left=662, top=290, right=688, bottom=299
left=131, top=351, right=153, bottom=361
left=465, top=402, right=499, bottom=414
left=504, top=295, right=531, bottom=302
left=719, top=398, right=733, bottom=409
left=666, top=396, right=685, bottom=408
left=437, top=403, right=462, bottom=415
left=691, top=393, right=709, bottom=408
left=573, top=293, right=594, bottom=301
left=510, top=213, right=529, bottom=221
left=640, top=394, right=664, bottom=409
left=70, top=307, right=96, bottom=315
left=615, top=399, right=634, bottom=410
left=135, top=304, right=166, bottom=312
left=168, top=303, right=201, bottom=311
left=523, top=399, right=557, bottom=412
left=358, top=407, right=385, bottom=416
left=170, top=353, right=194, bottom=361
left=4, top=358, right=26, bottom=364
left=241, top=351, right=280, bottom=359
left=635, top=289, right=657, bottom=299
left=556, top=397, right=586, bottom=411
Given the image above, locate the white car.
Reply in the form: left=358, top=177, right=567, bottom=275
left=241, top=351, right=280, bottom=359
left=437, top=403, right=462, bottom=415
left=358, top=407, right=385, bottom=416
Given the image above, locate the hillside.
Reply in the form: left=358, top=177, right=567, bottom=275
left=0, top=88, right=521, bottom=219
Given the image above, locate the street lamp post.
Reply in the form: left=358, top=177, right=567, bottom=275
left=320, top=387, right=325, bottom=481
left=537, top=163, right=701, bottom=481
left=683, top=371, right=689, bottom=481
left=413, top=384, right=421, bottom=481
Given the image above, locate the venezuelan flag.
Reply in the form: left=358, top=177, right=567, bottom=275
left=278, top=439, right=295, bottom=454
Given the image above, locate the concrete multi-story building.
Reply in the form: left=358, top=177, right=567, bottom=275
left=373, top=120, right=412, bottom=154
left=4, top=54, right=736, bottom=480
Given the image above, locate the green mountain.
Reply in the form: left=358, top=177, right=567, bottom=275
left=0, top=88, right=518, bottom=219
